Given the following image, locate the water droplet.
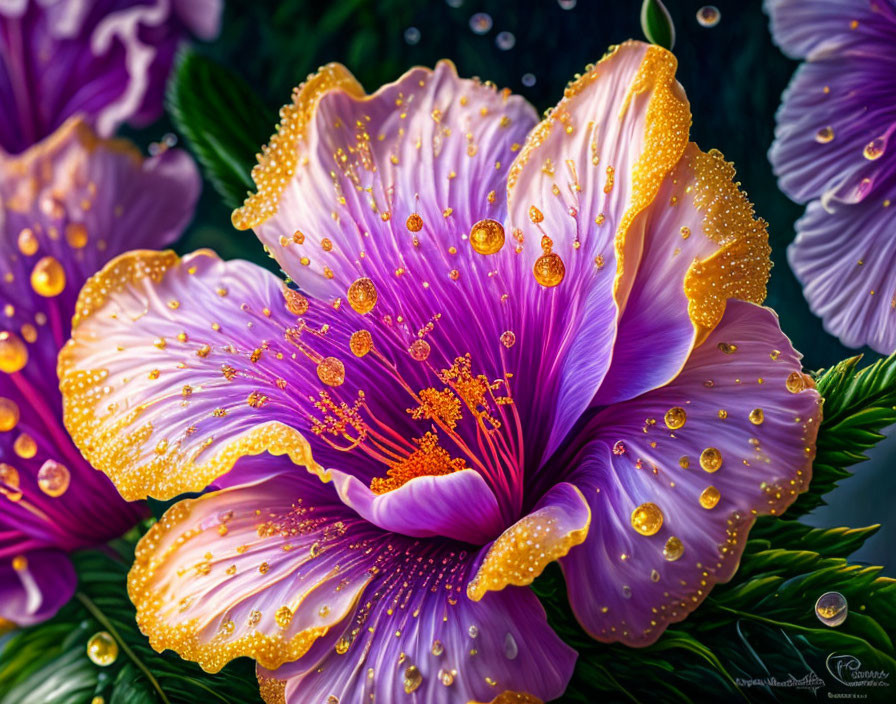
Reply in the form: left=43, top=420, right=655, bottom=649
left=30, top=256, right=66, bottom=297
left=439, top=668, right=455, bottom=686
left=317, top=357, right=345, bottom=386
left=664, top=406, right=687, bottom=430
left=468, top=624, right=479, bottom=638
left=431, top=639, right=444, bottom=656
left=717, top=342, right=737, bottom=354
left=500, top=330, right=516, bottom=348
left=699, top=447, right=723, bottom=473
left=408, top=339, right=431, bottom=361
left=815, top=591, right=848, bottom=627
left=347, top=277, right=378, bottom=314
left=350, top=330, right=373, bottom=357
left=0, top=463, right=21, bottom=501
left=699, top=485, right=721, bottom=509
left=403, top=664, right=423, bottom=693
left=0, top=398, right=20, bottom=432
left=65, top=223, right=88, bottom=249
left=469, top=12, right=493, bottom=34
left=528, top=205, right=544, bottom=223
left=13, top=433, right=36, bottom=459
left=696, top=5, right=720, bottom=27
left=404, top=26, right=421, bottom=45
left=630, top=502, right=664, bottom=536
left=86, top=631, right=118, bottom=666
left=495, top=31, right=516, bottom=50
left=621, top=584, right=632, bottom=599
left=504, top=632, right=518, bottom=660
left=275, top=605, right=293, bottom=628
left=0, top=331, right=28, bottom=373
left=283, top=288, right=309, bottom=315
left=521, top=73, right=536, bottom=87
left=469, top=219, right=505, bottom=255
left=37, top=460, right=70, bottom=497
left=335, top=636, right=351, bottom=654
left=558, top=0, right=577, bottom=9
left=785, top=371, right=806, bottom=393
left=749, top=408, right=765, bottom=425
left=17, top=228, right=39, bottom=256
left=663, top=536, right=684, bottom=561
left=446, top=0, right=462, bottom=7
left=533, top=253, right=565, bottom=287
left=650, top=569, right=660, bottom=582
left=815, top=126, right=835, bottom=144
left=863, top=138, right=884, bottom=160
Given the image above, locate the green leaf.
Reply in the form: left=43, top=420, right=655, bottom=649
left=640, top=0, right=675, bottom=50
left=167, top=49, right=276, bottom=210
left=788, top=353, right=896, bottom=516
left=0, top=550, right=262, bottom=704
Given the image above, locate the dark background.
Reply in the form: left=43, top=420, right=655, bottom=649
left=147, top=0, right=894, bottom=567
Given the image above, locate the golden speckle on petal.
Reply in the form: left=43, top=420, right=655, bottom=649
left=500, top=330, right=516, bottom=348
left=349, top=329, right=373, bottom=357
left=533, top=252, right=565, bottom=287
left=408, top=339, right=431, bottom=361
left=406, top=213, right=424, bottom=232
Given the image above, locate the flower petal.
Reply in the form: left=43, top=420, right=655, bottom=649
left=129, top=456, right=376, bottom=673
left=0, top=548, right=76, bottom=627
left=505, top=41, right=691, bottom=455
left=137, top=457, right=576, bottom=701
left=595, top=144, right=770, bottom=405
left=467, top=482, right=590, bottom=601
left=59, top=249, right=323, bottom=501
left=557, top=300, right=820, bottom=645
left=789, top=170, right=896, bottom=352
left=328, top=468, right=505, bottom=544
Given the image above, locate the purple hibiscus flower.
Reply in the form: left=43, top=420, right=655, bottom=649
left=0, top=116, right=199, bottom=627
left=60, top=42, right=820, bottom=702
left=0, top=0, right=223, bottom=154
left=767, top=0, right=896, bottom=352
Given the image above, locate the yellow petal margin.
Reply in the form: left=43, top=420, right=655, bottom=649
left=467, top=486, right=590, bottom=602
left=57, top=249, right=322, bottom=501
left=231, top=63, right=364, bottom=230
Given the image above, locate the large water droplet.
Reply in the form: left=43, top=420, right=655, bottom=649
left=403, top=664, right=423, bottom=693
left=815, top=591, right=848, bottom=627
left=630, top=502, right=664, bottom=536
left=86, top=631, right=118, bottom=666
left=37, top=460, right=70, bottom=497
left=496, top=31, right=516, bottom=50
left=504, top=632, right=518, bottom=660
left=696, top=5, right=721, bottom=27
left=347, top=277, right=377, bottom=314
left=404, top=27, right=421, bottom=45
left=30, top=256, right=66, bottom=297
left=469, top=12, right=493, bottom=34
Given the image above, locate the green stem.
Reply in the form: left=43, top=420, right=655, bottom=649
left=76, top=592, right=171, bottom=704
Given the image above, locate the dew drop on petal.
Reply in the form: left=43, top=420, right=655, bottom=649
left=13, top=432, right=36, bottom=459
left=0, top=331, right=28, bottom=373
left=500, top=330, right=516, bottom=348
left=438, top=668, right=455, bottom=686
left=785, top=371, right=806, bottom=393
left=0, top=463, right=22, bottom=501
left=65, top=223, right=88, bottom=249
left=469, top=12, right=492, bottom=34
left=663, top=536, right=684, bottom=561
left=533, top=253, right=565, bottom=287
left=406, top=213, right=423, bottom=232
left=699, top=447, right=723, bottom=472
left=863, top=138, right=885, bottom=161
left=0, top=398, right=20, bottom=432
left=749, top=408, right=765, bottom=425
left=37, top=459, right=70, bottom=497
left=631, top=502, right=664, bottom=536
left=664, top=406, right=687, bottom=430
left=431, top=639, right=444, bottom=656
left=696, top=5, right=721, bottom=27
left=699, top=485, right=721, bottom=509
left=815, top=591, right=848, bottom=627
left=504, top=632, right=519, bottom=660
left=404, top=26, right=421, bottom=45
left=469, top=219, right=505, bottom=255
left=347, top=277, right=378, bottom=314
left=17, top=228, right=39, bottom=256
left=86, top=631, right=118, bottom=666
left=403, top=665, right=423, bottom=693
left=30, top=256, right=66, bottom=297
left=815, top=126, right=835, bottom=143
left=495, top=31, right=515, bottom=50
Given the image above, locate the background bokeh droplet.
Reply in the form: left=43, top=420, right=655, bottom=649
left=815, top=591, right=848, bottom=627
left=696, top=5, right=721, bottom=27
left=521, top=73, right=536, bottom=87
left=558, top=0, right=577, bottom=9
left=495, top=31, right=516, bottom=50
left=469, top=12, right=493, bottom=34
left=404, top=26, right=421, bottom=45
left=86, top=631, right=119, bottom=666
